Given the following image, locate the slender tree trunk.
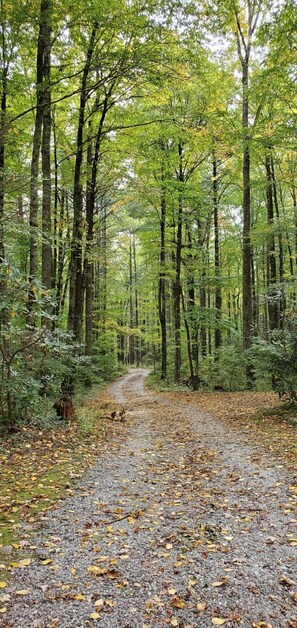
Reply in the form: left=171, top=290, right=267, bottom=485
left=85, top=129, right=93, bottom=356
left=265, top=153, right=278, bottom=331
left=158, top=174, right=167, bottom=379
left=133, top=234, right=140, bottom=367
left=129, top=237, right=134, bottom=364
left=27, top=5, right=44, bottom=322
left=235, top=0, right=259, bottom=387
left=68, top=24, right=98, bottom=339
left=0, top=65, right=7, bottom=265
left=213, top=152, right=222, bottom=351
left=41, top=0, right=52, bottom=297
left=173, top=142, right=183, bottom=382
left=242, top=59, right=254, bottom=383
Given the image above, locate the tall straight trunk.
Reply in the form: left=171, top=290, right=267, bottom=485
left=235, top=0, right=259, bottom=387
left=85, top=94, right=110, bottom=355
left=265, top=153, right=278, bottom=331
left=0, top=64, right=7, bottom=265
left=186, top=227, right=198, bottom=375
left=213, top=152, right=222, bottom=351
left=242, top=60, right=253, bottom=378
left=55, top=190, right=65, bottom=317
left=0, top=53, right=7, bottom=329
left=27, top=3, right=45, bottom=321
left=68, top=24, right=98, bottom=339
left=52, top=108, right=58, bottom=292
left=158, top=171, right=167, bottom=379
left=41, top=0, right=52, bottom=296
left=133, top=234, right=140, bottom=367
left=173, top=142, right=183, bottom=382
left=270, top=154, right=285, bottom=318
left=199, top=272, right=207, bottom=357
left=129, top=237, right=134, bottom=364
left=85, top=129, right=93, bottom=356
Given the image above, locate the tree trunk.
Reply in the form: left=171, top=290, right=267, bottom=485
left=173, top=141, right=183, bottom=382
left=41, top=0, right=52, bottom=297
left=213, top=152, right=222, bottom=351
left=265, top=153, right=278, bottom=331
left=68, top=24, right=98, bottom=339
left=242, top=59, right=254, bottom=384
left=158, top=173, right=167, bottom=379
left=27, top=4, right=45, bottom=322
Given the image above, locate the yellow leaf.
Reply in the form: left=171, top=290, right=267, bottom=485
left=19, top=559, right=31, bottom=566
left=74, top=594, right=85, bottom=600
left=211, top=581, right=225, bottom=587
left=197, top=602, right=206, bottom=611
left=0, top=607, right=7, bottom=614
left=89, top=612, right=101, bottom=620
left=16, top=589, right=31, bottom=595
left=166, top=543, right=173, bottom=549
left=170, top=618, right=178, bottom=627
left=168, top=587, right=176, bottom=595
left=212, top=619, right=227, bottom=625
left=41, top=559, right=52, bottom=565
left=94, top=599, right=104, bottom=610
left=71, top=567, right=76, bottom=574
left=0, top=582, right=7, bottom=589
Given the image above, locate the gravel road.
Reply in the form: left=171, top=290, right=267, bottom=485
left=1, top=369, right=296, bottom=627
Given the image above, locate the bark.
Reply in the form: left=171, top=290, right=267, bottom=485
left=85, top=94, right=110, bottom=355
left=0, top=64, right=7, bottom=265
left=186, top=227, right=198, bottom=375
left=133, top=234, right=140, bottom=367
left=265, top=153, right=278, bottom=331
left=213, top=153, right=222, bottom=351
left=27, top=10, right=44, bottom=321
left=68, top=23, right=98, bottom=339
left=41, top=0, right=52, bottom=297
left=158, top=164, right=167, bottom=379
left=235, top=0, right=258, bottom=387
left=129, top=237, right=134, bottom=364
left=173, top=141, right=183, bottom=382
left=85, top=128, right=93, bottom=356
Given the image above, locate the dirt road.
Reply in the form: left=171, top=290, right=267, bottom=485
left=2, top=369, right=297, bottom=627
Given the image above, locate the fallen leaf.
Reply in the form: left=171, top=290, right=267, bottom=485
left=0, top=607, right=7, bottom=614
left=168, top=587, right=176, bottom=595
left=94, top=599, right=104, bottom=610
left=212, top=619, right=227, bottom=625
left=211, top=581, right=225, bottom=587
left=74, top=594, right=85, bottom=601
left=16, top=589, right=31, bottom=595
left=89, top=611, right=101, bottom=620
left=171, top=596, right=185, bottom=609
left=40, top=559, right=52, bottom=565
left=170, top=618, right=178, bottom=627
left=197, top=602, right=206, bottom=611
left=0, top=583, right=7, bottom=589
left=19, top=558, right=31, bottom=566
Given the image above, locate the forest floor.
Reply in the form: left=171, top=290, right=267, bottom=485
left=0, top=369, right=296, bottom=627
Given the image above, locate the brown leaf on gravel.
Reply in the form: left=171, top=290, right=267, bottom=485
left=171, top=595, right=186, bottom=609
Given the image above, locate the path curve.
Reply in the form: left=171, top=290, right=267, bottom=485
left=2, top=369, right=297, bottom=627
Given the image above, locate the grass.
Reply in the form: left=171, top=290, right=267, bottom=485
left=0, top=380, right=119, bottom=578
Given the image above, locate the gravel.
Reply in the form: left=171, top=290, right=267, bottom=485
left=1, top=368, right=296, bottom=627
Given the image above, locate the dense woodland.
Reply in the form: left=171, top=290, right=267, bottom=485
left=0, top=0, right=296, bottom=429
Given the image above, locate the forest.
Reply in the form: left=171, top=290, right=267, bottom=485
left=0, top=0, right=296, bottom=430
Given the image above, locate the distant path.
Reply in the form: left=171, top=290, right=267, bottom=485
left=4, top=368, right=296, bottom=627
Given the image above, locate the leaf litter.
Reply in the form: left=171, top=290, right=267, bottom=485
left=1, top=369, right=296, bottom=627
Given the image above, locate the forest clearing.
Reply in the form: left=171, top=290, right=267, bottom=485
left=0, top=0, right=297, bottom=625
